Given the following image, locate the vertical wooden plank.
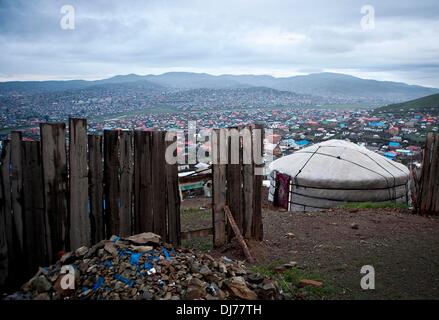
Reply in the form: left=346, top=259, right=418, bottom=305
left=165, top=132, right=181, bottom=246
left=88, top=135, right=104, bottom=244
left=422, top=134, right=438, bottom=214
left=252, top=124, right=264, bottom=241
left=0, top=140, right=15, bottom=285
left=212, top=129, right=226, bottom=247
left=10, top=131, right=24, bottom=253
left=134, top=131, right=153, bottom=234
left=41, top=123, right=69, bottom=261
left=419, top=133, right=433, bottom=214
left=104, top=130, right=120, bottom=238
left=152, top=131, right=167, bottom=241
left=69, top=118, right=90, bottom=249
left=119, top=131, right=133, bottom=237
left=0, top=145, right=8, bottom=287
left=22, top=140, right=47, bottom=277
left=226, top=128, right=242, bottom=242
left=433, top=135, right=439, bottom=213
left=242, top=126, right=254, bottom=239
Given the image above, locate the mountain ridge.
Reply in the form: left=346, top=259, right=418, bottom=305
left=1, top=72, right=438, bottom=104
left=375, top=93, right=439, bottom=113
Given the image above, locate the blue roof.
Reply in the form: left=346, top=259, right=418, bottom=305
left=384, top=152, right=396, bottom=158
left=368, top=121, right=385, bottom=127
left=296, top=140, right=309, bottom=146
left=389, top=142, right=400, bottom=147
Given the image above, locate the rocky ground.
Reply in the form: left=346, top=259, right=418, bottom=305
left=2, top=232, right=281, bottom=300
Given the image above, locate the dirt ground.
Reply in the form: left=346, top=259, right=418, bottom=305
left=180, top=192, right=439, bottom=300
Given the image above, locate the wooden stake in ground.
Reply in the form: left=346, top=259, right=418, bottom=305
left=224, top=205, right=255, bottom=263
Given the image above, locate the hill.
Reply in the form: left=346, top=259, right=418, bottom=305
left=375, top=93, right=439, bottom=113
left=1, top=72, right=438, bottom=105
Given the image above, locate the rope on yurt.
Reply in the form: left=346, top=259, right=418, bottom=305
left=296, top=150, right=391, bottom=183
left=293, top=146, right=322, bottom=211
left=362, top=153, right=397, bottom=202
left=288, top=182, right=407, bottom=190
left=289, top=190, right=407, bottom=203
left=293, top=146, right=321, bottom=183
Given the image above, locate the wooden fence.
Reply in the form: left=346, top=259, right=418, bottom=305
left=416, top=132, right=439, bottom=215
left=0, top=118, right=180, bottom=287
left=212, top=125, right=264, bottom=247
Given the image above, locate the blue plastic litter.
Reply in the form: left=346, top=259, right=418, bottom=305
left=144, top=262, right=153, bottom=270
left=112, top=235, right=120, bottom=243
left=93, top=276, right=105, bottom=291
left=103, top=260, right=113, bottom=268
left=114, top=274, right=134, bottom=287
left=161, top=247, right=171, bottom=260
left=130, top=253, right=142, bottom=269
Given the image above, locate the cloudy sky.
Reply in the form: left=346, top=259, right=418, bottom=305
left=0, top=0, right=438, bottom=87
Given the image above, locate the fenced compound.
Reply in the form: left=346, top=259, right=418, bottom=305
left=0, top=119, right=180, bottom=286
left=0, top=120, right=265, bottom=288
left=415, top=132, right=439, bottom=215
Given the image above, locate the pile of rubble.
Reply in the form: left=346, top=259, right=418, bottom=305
left=4, top=233, right=281, bottom=300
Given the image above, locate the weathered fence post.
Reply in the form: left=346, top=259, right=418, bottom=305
left=226, top=127, right=243, bottom=242
left=133, top=131, right=153, bottom=234
left=10, top=132, right=24, bottom=253
left=22, top=140, right=48, bottom=276
left=69, top=118, right=91, bottom=249
left=88, top=134, right=104, bottom=244
left=41, top=123, right=69, bottom=261
left=418, top=133, right=439, bottom=215
left=165, top=131, right=181, bottom=246
left=0, top=149, right=8, bottom=288
left=152, top=131, right=167, bottom=241
left=241, top=126, right=254, bottom=239
left=119, top=131, right=133, bottom=237
left=212, top=129, right=227, bottom=247
left=104, top=130, right=120, bottom=238
left=252, top=124, right=264, bottom=241
left=0, top=140, right=15, bottom=285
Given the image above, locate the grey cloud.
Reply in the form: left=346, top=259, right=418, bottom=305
left=0, top=0, right=438, bottom=87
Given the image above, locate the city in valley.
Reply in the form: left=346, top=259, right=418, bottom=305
left=1, top=72, right=438, bottom=168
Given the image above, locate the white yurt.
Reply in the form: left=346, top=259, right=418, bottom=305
left=268, top=140, right=410, bottom=211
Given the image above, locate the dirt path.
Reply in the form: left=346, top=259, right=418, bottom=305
left=180, top=194, right=439, bottom=299
left=251, top=206, right=439, bottom=299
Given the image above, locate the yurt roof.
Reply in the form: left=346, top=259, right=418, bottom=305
left=268, top=140, right=409, bottom=189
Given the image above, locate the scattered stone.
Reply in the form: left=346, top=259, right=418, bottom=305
left=60, top=252, right=75, bottom=265
left=34, top=293, right=50, bottom=300
left=284, top=261, right=298, bottom=268
left=299, top=279, right=323, bottom=288
left=127, top=232, right=161, bottom=245
left=225, top=277, right=258, bottom=300
left=29, top=276, right=52, bottom=293
left=104, top=241, right=118, bottom=256
left=6, top=232, right=281, bottom=300
left=285, top=232, right=295, bottom=239
left=75, top=246, right=89, bottom=257
left=351, top=223, right=359, bottom=229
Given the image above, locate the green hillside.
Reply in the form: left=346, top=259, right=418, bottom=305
left=375, top=93, right=439, bottom=113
